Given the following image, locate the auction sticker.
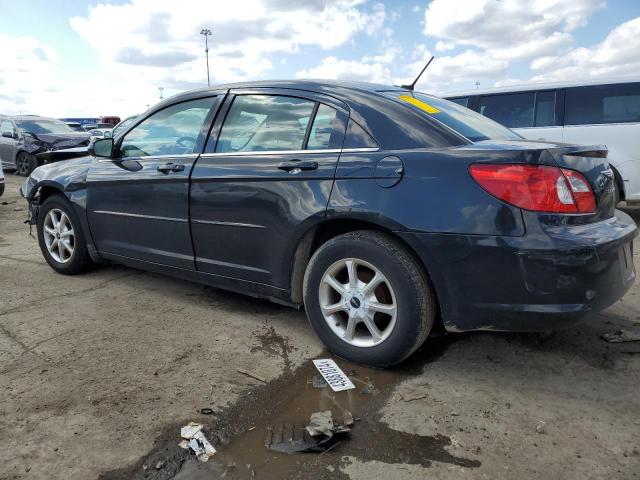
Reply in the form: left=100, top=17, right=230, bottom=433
left=313, top=359, right=355, bottom=392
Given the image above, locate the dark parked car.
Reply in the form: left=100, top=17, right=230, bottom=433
left=0, top=115, right=91, bottom=176
left=20, top=81, right=637, bottom=366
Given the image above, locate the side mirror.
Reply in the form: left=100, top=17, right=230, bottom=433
left=90, top=137, right=114, bottom=158
left=2, top=131, right=14, bottom=139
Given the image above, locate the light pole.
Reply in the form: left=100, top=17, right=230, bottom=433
left=200, top=28, right=212, bottom=87
left=158, top=87, right=164, bottom=100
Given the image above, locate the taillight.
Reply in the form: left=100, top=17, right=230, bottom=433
left=469, top=164, right=596, bottom=213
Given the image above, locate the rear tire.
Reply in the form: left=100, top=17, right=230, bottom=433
left=37, top=194, right=92, bottom=275
left=16, top=152, right=37, bottom=177
left=303, top=230, right=435, bottom=367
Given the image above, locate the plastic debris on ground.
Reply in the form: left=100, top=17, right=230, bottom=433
left=180, top=422, right=217, bottom=462
left=312, top=359, right=355, bottom=392
left=601, top=329, right=640, bottom=343
left=265, top=410, right=353, bottom=454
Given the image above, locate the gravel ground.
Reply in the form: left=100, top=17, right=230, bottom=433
left=0, top=171, right=639, bottom=480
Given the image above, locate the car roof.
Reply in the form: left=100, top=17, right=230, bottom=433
left=443, top=76, right=640, bottom=98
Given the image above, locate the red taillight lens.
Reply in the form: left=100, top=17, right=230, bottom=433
left=469, top=164, right=596, bottom=213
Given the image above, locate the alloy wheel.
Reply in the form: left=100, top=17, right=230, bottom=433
left=43, top=208, right=75, bottom=264
left=319, top=258, right=397, bottom=347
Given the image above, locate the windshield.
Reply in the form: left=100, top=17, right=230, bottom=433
left=16, top=119, right=74, bottom=135
left=389, top=92, right=521, bottom=142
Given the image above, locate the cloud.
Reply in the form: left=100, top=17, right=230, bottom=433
left=529, top=16, right=640, bottom=81
left=70, top=0, right=386, bottom=85
left=295, top=56, right=393, bottom=84
left=423, top=0, right=603, bottom=60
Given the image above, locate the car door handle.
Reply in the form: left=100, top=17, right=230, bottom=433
left=277, top=160, right=318, bottom=173
left=157, top=163, right=185, bottom=173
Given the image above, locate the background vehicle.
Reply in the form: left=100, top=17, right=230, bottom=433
left=20, top=81, right=637, bottom=366
left=65, top=122, right=86, bottom=132
left=98, top=116, right=121, bottom=126
left=89, top=128, right=113, bottom=139
left=83, top=124, right=98, bottom=131
left=0, top=115, right=91, bottom=175
left=0, top=166, right=4, bottom=197
left=445, top=78, right=640, bottom=204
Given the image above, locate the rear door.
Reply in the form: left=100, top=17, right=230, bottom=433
left=190, top=89, right=348, bottom=288
left=86, top=94, right=223, bottom=269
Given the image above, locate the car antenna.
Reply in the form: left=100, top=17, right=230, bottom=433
left=400, top=56, right=435, bottom=91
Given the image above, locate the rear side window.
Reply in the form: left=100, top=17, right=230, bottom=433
left=307, top=104, right=338, bottom=150
left=478, top=93, right=535, bottom=128
left=217, top=95, right=316, bottom=153
left=343, top=119, right=378, bottom=149
left=535, top=91, right=556, bottom=127
left=566, top=83, right=640, bottom=125
left=392, top=93, right=520, bottom=142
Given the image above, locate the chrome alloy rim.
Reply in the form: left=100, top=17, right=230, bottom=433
left=43, top=208, right=75, bottom=264
left=319, top=258, right=397, bottom=347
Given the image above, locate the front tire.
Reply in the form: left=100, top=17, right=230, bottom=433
left=37, top=194, right=92, bottom=274
left=16, top=152, right=37, bottom=177
left=303, top=231, right=436, bottom=367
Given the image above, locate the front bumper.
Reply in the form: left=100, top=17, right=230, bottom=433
left=399, top=209, right=638, bottom=332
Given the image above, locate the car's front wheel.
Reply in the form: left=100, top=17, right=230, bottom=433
left=15, top=152, right=37, bottom=177
left=37, top=194, right=92, bottom=274
left=303, top=230, right=436, bottom=367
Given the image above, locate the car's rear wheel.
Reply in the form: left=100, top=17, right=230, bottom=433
left=303, top=230, right=435, bottom=367
left=16, top=152, right=37, bottom=176
left=37, top=194, right=92, bottom=274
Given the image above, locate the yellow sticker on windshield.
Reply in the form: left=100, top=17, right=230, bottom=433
left=398, top=95, right=441, bottom=114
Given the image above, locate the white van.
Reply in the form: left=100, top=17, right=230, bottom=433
left=445, top=78, right=640, bottom=204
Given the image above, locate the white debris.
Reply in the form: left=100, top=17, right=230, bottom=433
left=312, top=359, right=355, bottom=392
left=180, top=422, right=217, bottom=462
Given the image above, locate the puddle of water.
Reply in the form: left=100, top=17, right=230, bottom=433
left=100, top=337, right=479, bottom=480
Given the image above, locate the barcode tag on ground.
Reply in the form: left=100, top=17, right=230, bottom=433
left=312, top=359, right=355, bottom=392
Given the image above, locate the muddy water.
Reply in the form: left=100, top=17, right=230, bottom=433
left=101, top=337, right=480, bottom=480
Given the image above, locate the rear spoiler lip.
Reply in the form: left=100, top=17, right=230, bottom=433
left=552, top=144, right=608, bottom=158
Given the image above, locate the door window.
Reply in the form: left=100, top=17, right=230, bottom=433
left=565, top=83, right=640, bottom=125
left=449, top=97, right=469, bottom=107
left=534, top=91, right=556, bottom=127
left=120, top=97, right=215, bottom=158
left=1, top=120, right=14, bottom=135
left=216, top=95, right=316, bottom=153
left=478, top=92, right=535, bottom=128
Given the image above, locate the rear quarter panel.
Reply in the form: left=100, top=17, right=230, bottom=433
left=328, top=148, right=525, bottom=236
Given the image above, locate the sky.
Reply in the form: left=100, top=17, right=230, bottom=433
left=0, top=0, right=638, bottom=118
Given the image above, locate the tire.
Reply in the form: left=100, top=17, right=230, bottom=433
left=37, top=194, right=92, bottom=275
left=16, top=152, right=37, bottom=177
left=303, top=230, right=436, bottom=367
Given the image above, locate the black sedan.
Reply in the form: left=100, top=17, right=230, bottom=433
left=0, top=115, right=90, bottom=176
left=20, top=81, right=637, bottom=366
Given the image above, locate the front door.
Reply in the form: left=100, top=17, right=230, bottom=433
left=190, top=90, right=348, bottom=288
left=86, top=95, right=223, bottom=269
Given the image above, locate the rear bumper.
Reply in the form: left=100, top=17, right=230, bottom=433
left=398, top=210, right=638, bottom=332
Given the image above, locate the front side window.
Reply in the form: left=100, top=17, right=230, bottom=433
left=120, top=97, right=215, bottom=158
left=478, top=93, right=535, bottom=128
left=566, top=83, right=640, bottom=125
left=392, top=93, right=520, bottom=142
left=1, top=120, right=14, bottom=135
left=216, top=95, right=317, bottom=153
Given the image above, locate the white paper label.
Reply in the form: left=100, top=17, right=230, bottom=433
left=313, top=359, right=355, bottom=392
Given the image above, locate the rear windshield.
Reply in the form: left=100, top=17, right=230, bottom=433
left=387, top=92, right=521, bottom=142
